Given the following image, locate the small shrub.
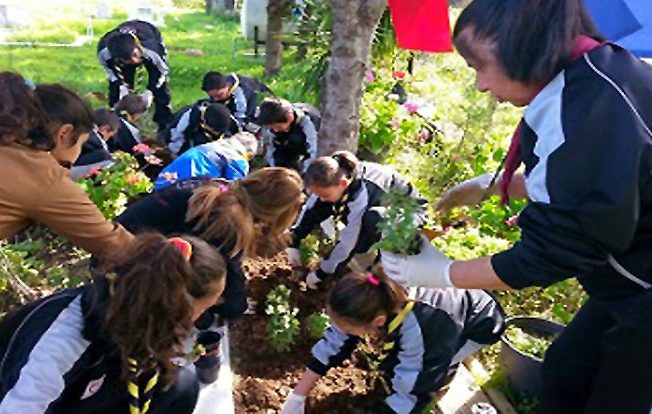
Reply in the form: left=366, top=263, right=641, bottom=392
left=76, top=151, right=152, bottom=219
left=265, top=285, right=300, bottom=352
left=370, top=190, right=422, bottom=255
left=305, top=311, right=330, bottom=339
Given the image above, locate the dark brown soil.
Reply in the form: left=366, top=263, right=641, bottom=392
left=231, top=254, right=381, bottom=413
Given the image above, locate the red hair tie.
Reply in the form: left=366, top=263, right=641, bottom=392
left=169, top=237, right=193, bottom=261
left=367, top=273, right=380, bottom=286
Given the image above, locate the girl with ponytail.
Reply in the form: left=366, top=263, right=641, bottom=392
left=117, top=167, right=305, bottom=320
left=281, top=272, right=505, bottom=414
left=287, top=150, right=427, bottom=290
left=0, top=233, right=226, bottom=413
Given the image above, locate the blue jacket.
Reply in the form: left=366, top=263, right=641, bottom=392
left=154, top=140, right=249, bottom=190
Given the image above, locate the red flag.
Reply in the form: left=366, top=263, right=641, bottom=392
left=388, top=0, right=452, bottom=53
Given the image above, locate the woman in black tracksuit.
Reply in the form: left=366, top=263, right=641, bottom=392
left=383, top=1, right=652, bottom=412
left=0, top=234, right=225, bottom=414
left=281, top=272, right=505, bottom=414
left=286, top=151, right=427, bottom=290
left=116, top=167, right=305, bottom=320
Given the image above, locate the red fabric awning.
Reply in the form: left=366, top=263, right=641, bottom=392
left=388, top=0, right=452, bottom=53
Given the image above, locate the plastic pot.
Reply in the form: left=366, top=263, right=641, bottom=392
left=194, top=330, right=222, bottom=384
left=499, top=316, right=565, bottom=397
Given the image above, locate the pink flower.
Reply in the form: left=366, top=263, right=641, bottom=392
left=363, top=70, right=375, bottom=84
left=390, top=118, right=401, bottom=129
left=403, top=102, right=419, bottom=114
left=418, top=129, right=431, bottom=143
left=506, top=214, right=520, bottom=227
left=132, top=143, right=152, bottom=154
left=392, top=70, right=406, bottom=80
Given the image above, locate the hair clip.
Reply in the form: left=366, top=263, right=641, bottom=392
left=218, top=184, right=229, bottom=193
left=366, top=273, right=380, bottom=286
left=169, top=237, right=193, bottom=261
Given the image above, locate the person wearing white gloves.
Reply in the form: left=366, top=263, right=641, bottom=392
left=382, top=1, right=652, bottom=412
left=286, top=151, right=427, bottom=290
left=280, top=271, right=504, bottom=414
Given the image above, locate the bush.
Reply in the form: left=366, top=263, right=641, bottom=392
left=265, top=285, right=300, bottom=352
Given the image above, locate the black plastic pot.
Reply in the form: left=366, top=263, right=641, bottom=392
left=194, top=331, right=222, bottom=384
left=499, top=316, right=565, bottom=397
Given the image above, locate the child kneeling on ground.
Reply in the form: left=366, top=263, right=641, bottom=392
left=0, top=233, right=227, bottom=413
left=281, top=272, right=505, bottom=414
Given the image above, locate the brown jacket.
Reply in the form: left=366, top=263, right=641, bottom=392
left=0, top=144, right=133, bottom=257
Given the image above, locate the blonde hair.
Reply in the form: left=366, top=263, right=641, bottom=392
left=186, top=168, right=304, bottom=257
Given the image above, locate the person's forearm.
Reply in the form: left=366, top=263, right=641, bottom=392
left=293, top=369, right=322, bottom=396
left=449, top=257, right=511, bottom=290
left=505, top=173, right=528, bottom=200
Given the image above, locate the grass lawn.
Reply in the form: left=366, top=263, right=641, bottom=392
left=0, top=8, right=315, bottom=111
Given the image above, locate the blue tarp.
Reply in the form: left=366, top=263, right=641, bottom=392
left=585, top=0, right=652, bottom=57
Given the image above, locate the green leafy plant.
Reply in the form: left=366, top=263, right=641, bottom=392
left=504, top=325, right=556, bottom=360
left=305, top=311, right=330, bottom=339
left=370, top=190, right=422, bottom=255
left=76, top=151, right=153, bottom=219
left=265, top=285, right=300, bottom=352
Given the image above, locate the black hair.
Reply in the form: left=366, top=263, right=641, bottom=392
left=453, top=0, right=604, bottom=84
left=303, top=151, right=359, bottom=188
left=108, top=33, right=138, bottom=61
left=115, top=94, right=148, bottom=116
left=93, top=108, right=121, bottom=132
left=256, top=97, right=293, bottom=125
left=201, top=71, right=228, bottom=92
left=35, top=84, right=94, bottom=146
left=203, top=103, right=233, bottom=134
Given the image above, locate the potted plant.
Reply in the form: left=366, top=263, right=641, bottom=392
left=500, top=316, right=565, bottom=396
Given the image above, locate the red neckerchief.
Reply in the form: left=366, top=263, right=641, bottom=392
left=498, top=35, right=604, bottom=203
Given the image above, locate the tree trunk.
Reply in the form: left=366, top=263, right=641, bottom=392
left=318, top=0, right=387, bottom=155
left=265, top=0, right=290, bottom=76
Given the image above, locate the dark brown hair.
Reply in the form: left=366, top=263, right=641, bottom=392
left=303, top=150, right=359, bottom=188
left=104, top=233, right=226, bottom=385
left=35, top=84, right=94, bottom=147
left=328, top=271, right=408, bottom=326
left=256, top=97, right=293, bottom=125
left=114, top=93, right=148, bottom=117
left=186, top=167, right=304, bottom=258
left=0, top=72, right=52, bottom=150
left=93, top=108, right=121, bottom=132
left=453, top=0, right=604, bottom=84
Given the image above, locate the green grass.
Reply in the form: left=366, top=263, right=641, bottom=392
left=0, top=10, right=314, bottom=110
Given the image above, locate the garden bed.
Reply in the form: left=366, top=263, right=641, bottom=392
left=231, top=254, right=384, bottom=413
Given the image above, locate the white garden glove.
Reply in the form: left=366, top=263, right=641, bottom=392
left=285, top=247, right=302, bottom=267
left=306, top=271, right=321, bottom=290
left=141, top=90, right=154, bottom=108
left=280, top=391, right=306, bottom=414
left=381, top=236, right=454, bottom=288
left=436, top=172, right=500, bottom=212
left=118, top=84, right=130, bottom=100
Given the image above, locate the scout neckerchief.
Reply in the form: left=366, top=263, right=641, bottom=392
left=360, top=300, right=415, bottom=394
